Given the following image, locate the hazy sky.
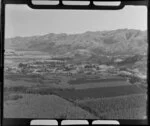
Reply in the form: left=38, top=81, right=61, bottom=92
left=5, top=5, right=147, bottom=38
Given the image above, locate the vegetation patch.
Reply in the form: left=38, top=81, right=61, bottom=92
left=68, top=77, right=126, bottom=85
left=76, top=94, right=147, bottom=119
left=4, top=86, right=75, bottom=95
left=4, top=94, right=23, bottom=101
left=55, top=85, right=146, bottom=100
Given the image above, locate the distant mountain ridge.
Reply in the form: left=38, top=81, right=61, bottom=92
left=5, top=29, right=147, bottom=57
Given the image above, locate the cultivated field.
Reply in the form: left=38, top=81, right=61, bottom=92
left=4, top=51, right=148, bottom=119
left=4, top=94, right=97, bottom=119
left=75, top=94, right=147, bottom=119
left=55, top=85, right=145, bottom=100
left=4, top=72, right=147, bottom=119
left=68, top=77, right=126, bottom=85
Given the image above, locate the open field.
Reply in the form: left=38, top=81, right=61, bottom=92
left=4, top=92, right=23, bottom=101
left=4, top=73, right=131, bottom=90
left=4, top=94, right=97, bottom=119
left=68, top=77, right=127, bottom=85
left=72, top=80, right=130, bottom=89
left=4, top=57, right=147, bottom=119
left=76, top=94, right=147, bottom=119
left=4, top=77, right=75, bottom=92
left=4, top=83, right=145, bottom=99
left=4, top=85, right=75, bottom=96
left=101, top=107, right=146, bottom=119
left=4, top=74, right=44, bottom=82
left=4, top=73, right=147, bottom=119
left=4, top=79, right=40, bottom=87
left=68, top=76, right=132, bottom=89
left=55, top=85, right=146, bottom=100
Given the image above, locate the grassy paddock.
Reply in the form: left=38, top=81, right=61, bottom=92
left=4, top=93, right=23, bottom=101
left=75, top=94, right=147, bottom=119
left=68, top=77, right=126, bottom=85
left=4, top=86, right=75, bottom=95
left=55, top=85, right=146, bottom=100
left=4, top=94, right=97, bottom=119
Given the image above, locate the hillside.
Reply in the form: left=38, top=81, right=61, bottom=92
left=5, top=29, right=147, bottom=57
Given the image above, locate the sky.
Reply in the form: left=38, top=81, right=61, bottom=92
left=5, top=5, right=147, bottom=38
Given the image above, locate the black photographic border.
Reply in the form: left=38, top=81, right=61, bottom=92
left=0, top=0, right=149, bottom=125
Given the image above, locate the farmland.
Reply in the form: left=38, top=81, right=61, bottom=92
left=4, top=76, right=147, bottom=119
left=4, top=48, right=147, bottom=119
left=4, top=94, right=97, bottom=119
left=68, top=77, right=126, bottom=85
left=4, top=68, right=147, bottom=119
left=55, top=85, right=145, bottom=100
left=76, top=94, right=147, bottom=119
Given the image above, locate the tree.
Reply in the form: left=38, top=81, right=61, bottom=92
left=129, top=76, right=141, bottom=84
left=18, top=63, right=27, bottom=68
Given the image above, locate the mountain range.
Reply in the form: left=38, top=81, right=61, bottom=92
left=5, top=29, right=147, bottom=58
